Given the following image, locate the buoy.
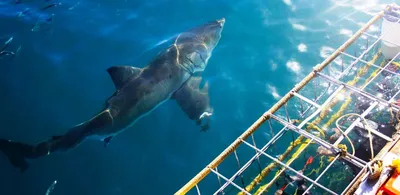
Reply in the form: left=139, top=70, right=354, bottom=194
left=381, top=7, right=400, bottom=59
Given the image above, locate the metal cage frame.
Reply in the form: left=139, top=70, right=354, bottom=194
left=175, top=4, right=400, bottom=195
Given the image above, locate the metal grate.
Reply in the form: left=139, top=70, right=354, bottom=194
left=176, top=4, right=400, bottom=195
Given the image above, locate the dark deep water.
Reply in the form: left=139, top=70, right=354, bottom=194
left=0, top=0, right=398, bottom=194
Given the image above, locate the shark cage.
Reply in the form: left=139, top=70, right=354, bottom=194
left=175, top=3, right=400, bottom=195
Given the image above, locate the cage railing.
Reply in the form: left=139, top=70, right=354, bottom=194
left=175, top=4, right=400, bottom=195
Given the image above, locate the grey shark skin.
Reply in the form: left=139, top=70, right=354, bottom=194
left=0, top=18, right=225, bottom=172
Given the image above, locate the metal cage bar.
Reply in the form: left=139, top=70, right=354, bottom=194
left=175, top=6, right=394, bottom=195
left=241, top=139, right=338, bottom=195
left=303, top=155, right=341, bottom=194
left=214, top=126, right=289, bottom=194
left=209, top=168, right=251, bottom=195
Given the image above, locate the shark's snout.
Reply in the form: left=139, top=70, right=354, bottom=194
left=217, top=18, right=225, bottom=27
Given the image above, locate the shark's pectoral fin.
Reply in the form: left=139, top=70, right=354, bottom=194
left=103, top=136, right=113, bottom=147
left=107, top=66, right=142, bottom=89
left=172, top=76, right=213, bottom=131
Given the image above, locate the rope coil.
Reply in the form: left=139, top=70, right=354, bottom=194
left=248, top=52, right=384, bottom=194
left=175, top=10, right=387, bottom=195
left=367, top=160, right=383, bottom=180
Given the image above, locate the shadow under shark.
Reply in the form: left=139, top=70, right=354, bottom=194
left=0, top=18, right=225, bottom=172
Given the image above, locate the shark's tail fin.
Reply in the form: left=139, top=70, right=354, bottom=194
left=0, top=139, right=34, bottom=172
left=0, top=135, right=75, bottom=172
left=0, top=123, right=95, bottom=172
left=0, top=110, right=114, bottom=172
left=0, top=130, right=83, bottom=172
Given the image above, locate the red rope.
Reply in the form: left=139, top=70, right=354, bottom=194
left=280, top=183, right=288, bottom=191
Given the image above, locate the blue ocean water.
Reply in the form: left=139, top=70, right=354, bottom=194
left=0, top=0, right=398, bottom=195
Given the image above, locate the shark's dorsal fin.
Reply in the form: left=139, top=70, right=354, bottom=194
left=107, top=66, right=142, bottom=89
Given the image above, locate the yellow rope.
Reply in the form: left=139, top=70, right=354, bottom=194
left=335, top=113, right=376, bottom=159
left=253, top=139, right=311, bottom=195
left=290, top=119, right=326, bottom=138
left=312, top=50, right=382, bottom=130
left=306, top=123, right=326, bottom=138
left=308, top=53, right=384, bottom=156
left=248, top=51, right=383, bottom=194
left=334, top=114, right=357, bottom=156
left=392, top=61, right=400, bottom=68
left=176, top=12, right=385, bottom=195
left=237, top=137, right=305, bottom=195
left=305, top=156, right=325, bottom=176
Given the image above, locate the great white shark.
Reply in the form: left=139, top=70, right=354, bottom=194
left=0, top=18, right=225, bottom=172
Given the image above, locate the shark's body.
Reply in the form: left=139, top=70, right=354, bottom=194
left=0, top=18, right=225, bottom=172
